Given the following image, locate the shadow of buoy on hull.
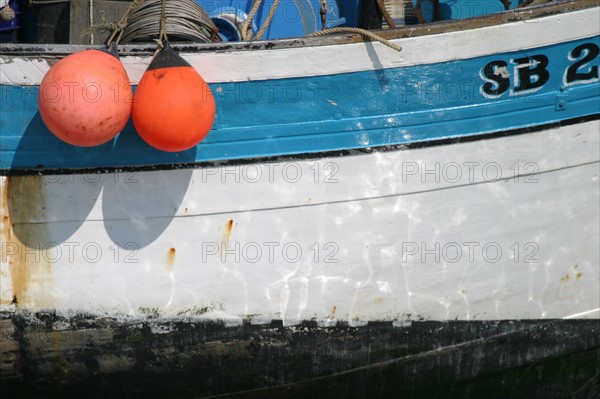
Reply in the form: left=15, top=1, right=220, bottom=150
left=8, top=112, right=106, bottom=246
left=9, top=112, right=196, bottom=250
left=102, top=126, right=196, bottom=249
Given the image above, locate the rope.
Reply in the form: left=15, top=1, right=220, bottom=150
left=106, top=0, right=146, bottom=45
left=254, top=0, right=280, bottom=40
left=375, top=0, right=396, bottom=29
left=158, top=0, right=168, bottom=47
left=104, top=0, right=398, bottom=47
left=306, top=27, right=402, bottom=52
left=0, top=4, right=15, bottom=22
left=240, top=0, right=262, bottom=40
left=320, top=0, right=327, bottom=30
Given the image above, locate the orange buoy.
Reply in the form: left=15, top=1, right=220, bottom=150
left=38, top=44, right=132, bottom=147
left=131, top=43, right=215, bottom=152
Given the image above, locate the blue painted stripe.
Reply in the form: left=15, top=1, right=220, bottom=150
left=1, top=36, right=599, bottom=171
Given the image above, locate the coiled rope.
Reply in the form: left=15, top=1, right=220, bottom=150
left=103, top=0, right=398, bottom=52
left=117, top=0, right=219, bottom=44
left=307, top=27, right=402, bottom=52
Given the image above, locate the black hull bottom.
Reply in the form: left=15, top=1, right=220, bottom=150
left=1, top=313, right=598, bottom=398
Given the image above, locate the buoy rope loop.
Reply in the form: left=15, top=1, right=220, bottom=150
left=82, top=10, right=120, bottom=41
left=306, top=27, right=402, bottom=52
left=107, top=0, right=147, bottom=45
left=157, top=0, right=169, bottom=47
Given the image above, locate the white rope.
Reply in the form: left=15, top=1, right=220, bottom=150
left=240, top=0, right=263, bottom=40
left=255, top=0, right=280, bottom=40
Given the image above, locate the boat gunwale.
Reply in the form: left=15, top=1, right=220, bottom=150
left=0, top=0, right=597, bottom=57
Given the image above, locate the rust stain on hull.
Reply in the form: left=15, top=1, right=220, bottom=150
left=216, top=219, right=235, bottom=263
left=0, top=177, right=13, bottom=306
left=166, top=247, right=176, bottom=270
left=223, top=219, right=234, bottom=244
left=1, top=176, right=53, bottom=309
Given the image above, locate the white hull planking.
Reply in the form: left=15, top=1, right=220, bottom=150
left=1, top=121, right=599, bottom=324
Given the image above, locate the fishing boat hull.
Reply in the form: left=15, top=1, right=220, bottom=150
left=1, top=119, right=599, bottom=321
left=1, top=118, right=598, bottom=396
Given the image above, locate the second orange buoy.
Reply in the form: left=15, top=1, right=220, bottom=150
left=132, top=44, right=216, bottom=152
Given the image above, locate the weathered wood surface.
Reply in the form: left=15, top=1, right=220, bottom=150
left=1, top=312, right=599, bottom=398
left=69, top=0, right=131, bottom=45
left=0, top=318, right=21, bottom=382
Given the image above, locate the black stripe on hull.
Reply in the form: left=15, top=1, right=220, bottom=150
left=1, top=312, right=599, bottom=398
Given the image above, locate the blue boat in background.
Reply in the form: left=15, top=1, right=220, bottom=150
left=0, top=0, right=599, bottom=397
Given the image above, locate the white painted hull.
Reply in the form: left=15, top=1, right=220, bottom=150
left=2, top=120, right=598, bottom=323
